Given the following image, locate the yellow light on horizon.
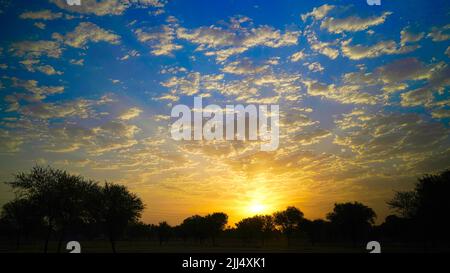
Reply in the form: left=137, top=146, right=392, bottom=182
left=247, top=202, right=266, bottom=215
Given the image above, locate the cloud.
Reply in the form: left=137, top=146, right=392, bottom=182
left=303, top=80, right=378, bottom=105
left=293, top=128, right=331, bottom=145
left=400, top=27, right=424, bottom=45
left=177, top=16, right=300, bottom=62
left=53, top=22, right=120, bottom=48
left=135, top=24, right=182, bottom=56
left=431, top=109, right=450, bottom=119
left=400, top=62, right=450, bottom=107
left=10, top=77, right=64, bottom=100
left=427, top=24, right=450, bottom=42
left=341, top=39, right=419, bottom=60
left=118, top=107, right=143, bottom=120
left=0, top=129, right=23, bottom=153
left=161, top=72, right=201, bottom=96
left=19, top=9, right=63, bottom=20
left=18, top=99, right=96, bottom=119
left=34, top=22, right=46, bottom=29
left=45, top=120, right=140, bottom=154
left=301, top=4, right=335, bottom=21
left=305, top=62, right=324, bottom=72
left=305, top=29, right=339, bottom=59
left=289, top=50, right=305, bottom=62
left=374, top=57, right=430, bottom=84
left=10, top=40, right=63, bottom=58
left=221, top=58, right=270, bottom=75
left=50, top=0, right=166, bottom=16
left=20, top=59, right=63, bottom=75
left=321, top=12, right=392, bottom=34
left=334, top=111, right=450, bottom=161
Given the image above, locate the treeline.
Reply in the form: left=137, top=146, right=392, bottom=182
left=1, top=167, right=449, bottom=252
left=0, top=166, right=143, bottom=253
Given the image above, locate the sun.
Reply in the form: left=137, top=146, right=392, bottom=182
left=247, top=201, right=267, bottom=215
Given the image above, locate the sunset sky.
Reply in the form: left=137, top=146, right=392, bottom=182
left=0, top=0, right=449, bottom=226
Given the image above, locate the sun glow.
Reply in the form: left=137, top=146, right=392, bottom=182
left=247, top=201, right=267, bottom=214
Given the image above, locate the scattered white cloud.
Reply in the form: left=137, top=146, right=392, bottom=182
left=177, top=16, right=300, bottom=62
left=135, top=24, right=182, bottom=56
left=53, top=22, right=120, bottom=48
left=289, top=50, right=305, bottom=62
left=400, top=27, right=424, bottom=45
left=118, top=107, right=143, bottom=120
left=321, top=12, right=392, bottom=34
left=20, top=9, right=63, bottom=20
left=341, top=38, right=419, bottom=60
left=301, top=4, right=335, bottom=21
left=428, top=24, right=450, bottom=42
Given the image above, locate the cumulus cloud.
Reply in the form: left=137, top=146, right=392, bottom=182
left=427, top=24, right=450, bottom=42
left=134, top=23, right=182, bottom=56
left=118, top=107, right=143, bottom=120
left=45, top=120, right=140, bottom=154
left=18, top=99, right=97, bottom=120
left=305, top=29, right=339, bottom=59
left=303, top=80, right=378, bottom=105
left=301, top=4, right=335, bottom=21
left=334, top=111, right=450, bottom=161
left=400, top=27, right=425, bottom=45
left=161, top=72, right=201, bottom=96
left=341, top=38, right=419, bottom=60
left=177, top=16, right=300, bottom=62
left=10, top=40, right=63, bottom=58
left=400, top=62, right=450, bottom=107
left=294, top=128, right=331, bottom=145
left=305, top=62, right=324, bottom=72
left=0, top=129, right=23, bottom=153
left=221, top=58, right=269, bottom=75
left=10, top=77, right=64, bottom=100
left=50, top=0, right=166, bottom=16
left=20, top=9, right=64, bottom=20
left=20, top=59, right=63, bottom=75
left=53, top=22, right=120, bottom=48
left=431, top=109, right=450, bottom=119
left=374, top=57, right=430, bottom=84
left=321, top=12, right=392, bottom=34
left=289, top=50, right=305, bottom=62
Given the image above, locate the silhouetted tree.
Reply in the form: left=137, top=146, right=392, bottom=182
left=204, top=212, right=228, bottom=246
left=97, top=182, right=144, bottom=253
left=273, top=206, right=304, bottom=246
left=388, top=169, right=450, bottom=246
left=157, top=221, right=172, bottom=246
left=303, top=219, right=330, bottom=246
left=179, top=215, right=208, bottom=243
left=378, top=215, right=412, bottom=243
left=0, top=198, right=41, bottom=249
left=6, top=166, right=99, bottom=252
left=236, top=215, right=274, bottom=246
left=126, top=221, right=153, bottom=240
left=387, top=191, right=417, bottom=218
left=326, top=202, right=376, bottom=245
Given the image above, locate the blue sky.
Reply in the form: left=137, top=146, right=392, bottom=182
left=0, top=0, right=449, bottom=225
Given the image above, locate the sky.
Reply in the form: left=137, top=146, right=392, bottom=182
left=0, top=0, right=449, bottom=226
